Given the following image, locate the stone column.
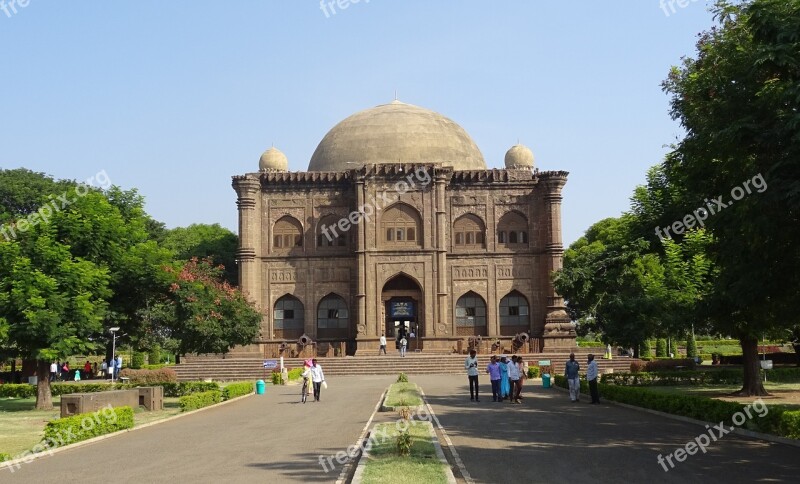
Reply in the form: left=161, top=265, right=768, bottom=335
left=232, top=175, right=264, bottom=334
left=541, top=172, right=576, bottom=348
left=355, top=171, right=368, bottom=339
left=434, top=168, right=449, bottom=337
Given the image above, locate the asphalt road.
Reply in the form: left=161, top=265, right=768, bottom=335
left=2, top=375, right=393, bottom=484
left=414, top=375, right=800, bottom=483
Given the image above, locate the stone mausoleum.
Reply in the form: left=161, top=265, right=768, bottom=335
left=232, top=100, right=576, bottom=357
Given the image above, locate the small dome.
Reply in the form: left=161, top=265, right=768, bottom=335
left=504, top=143, right=534, bottom=169
left=259, top=147, right=288, bottom=172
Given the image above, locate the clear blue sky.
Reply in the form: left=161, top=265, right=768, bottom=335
left=0, top=0, right=716, bottom=245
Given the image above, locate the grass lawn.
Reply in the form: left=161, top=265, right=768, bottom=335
left=643, top=382, right=800, bottom=409
left=361, top=422, right=447, bottom=484
left=384, top=382, right=423, bottom=408
left=0, top=396, right=182, bottom=457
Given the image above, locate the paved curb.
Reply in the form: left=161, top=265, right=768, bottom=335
left=0, top=391, right=256, bottom=473
left=551, top=385, right=800, bottom=448
left=421, top=389, right=474, bottom=484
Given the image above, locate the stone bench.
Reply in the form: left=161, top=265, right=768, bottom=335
left=60, top=389, right=139, bottom=418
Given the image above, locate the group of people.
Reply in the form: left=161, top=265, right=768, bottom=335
left=464, top=350, right=530, bottom=403
left=300, top=358, right=326, bottom=403
left=564, top=352, right=600, bottom=404
left=378, top=331, right=412, bottom=357
left=48, top=356, right=123, bottom=382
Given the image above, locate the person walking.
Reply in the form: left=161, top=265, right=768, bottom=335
left=300, top=362, right=312, bottom=404
left=310, top=358, right=325, bottom=402
left=399, top=336, right=408, bottom=357
left=507, top=355, right=521, bottom=404
left=516, top=357, right=528, bottom=402
left=499, top=357, right=510, bottom=400
left=464, top=350, right=480, bottom=402
left=100, top=360, right=107, bottom=379
left=565, top=353, right=581, bottom=402
left=379, top=333, right=387, bottom=355
left=116, top=355, right=123, bottom=376
left=587, top=354, right=600, bottom=404
left=486, top=356, right=502, bottom=402
left=49, top=362, right=57, bottom=382
left=83, top=361, right=92, bottom=380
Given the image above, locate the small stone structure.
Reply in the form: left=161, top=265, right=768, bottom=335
left=60, top=389, right=139, bottom=418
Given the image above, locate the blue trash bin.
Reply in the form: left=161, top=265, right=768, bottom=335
left=542, top=373, right=551, bottom=388
left=256, top=379, right=266, bottom=395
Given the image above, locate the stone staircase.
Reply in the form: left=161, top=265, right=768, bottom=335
left=171, top=350, right=637, bottom=382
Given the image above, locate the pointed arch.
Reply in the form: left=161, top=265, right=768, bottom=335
left=273, top=216, right=303, bottom=249
left=455, top=291, right=487, bottom=336
left=274, top=294, right=305, bottom=339
left=499, top=290, right=530, bottom=336
left=497, top=211, right=529, bottom=248
left=453, top=213, right=486, bottom=249
left=381, top=203, right=422, bottom=247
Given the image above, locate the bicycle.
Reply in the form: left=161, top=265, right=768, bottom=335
left=301, top=377, right=309, bottom=403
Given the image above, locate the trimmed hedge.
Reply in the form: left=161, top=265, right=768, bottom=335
left=631, top=359, right=697, bottom=373
left=118, top=368, right=177, bottom=385
left=44, top=406, right=134, bottom=445
left=159, top=381, right=220, bottom=397
left=287, top=368, right=304, bottom=381
left=179, top=390, right=222, bottom=412
left=605, top=368, right=800, bottom=386
left=554, top=375, right=799, bottom=439
left=527, top=366, right=540, bottom=379
left=0, top=384, right=36, bottom=398
left=222, top=382, right=254, bottom=400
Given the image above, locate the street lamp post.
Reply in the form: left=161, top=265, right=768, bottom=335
left=109, top=327, right=120, bottom=382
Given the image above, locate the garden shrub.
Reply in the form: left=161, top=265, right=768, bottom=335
left=527, top=366, right=540, bottom=379
left=52, top=383, right=132, bottom=396
left=643, top=359, right=696, bottom=371
left=397, top=372, right=409, bottom=383
left=118, top=368, right=177, bottom=385
left=179, top=390, right=222, bottom=412
left=44, top=406, right=134, bottom=444
left=131, top=352, right=145, bottom=369
left=780, top=410, right=800, bottom=439
left=222, top=382, right=254, bottom=400
left=656, top=339, right=667, bottom=358
left=148, top=345, right=162, bottom=365
left=630, top=360, right=646, bottom=373
left=141, top=364, right=167, bottom=370
left=0, top=384, right=36, bottom=398
left=640, top=340, right=653, bottom=359
left=158, top=381, right=220, bottom=397
left=271, top=371, right=283, bottom=385
left=0, top=453, right=10, bottom=462
left=686, top=334, right=698, bottom=358
left=287, top=368, right=303, bottom=381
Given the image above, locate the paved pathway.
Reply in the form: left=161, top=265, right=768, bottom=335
left=413, top=375, right=800, bottom=483
left=2, top=375, right=393, bottom=484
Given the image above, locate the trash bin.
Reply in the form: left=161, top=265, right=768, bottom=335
left=542, top=373, right=551, bottom=388
left=256, top=380, right=266, bottom=395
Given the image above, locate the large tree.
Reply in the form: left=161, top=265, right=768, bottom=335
left=162, top=224, right=239, bottom=286
left=662, top=0, right=800, bottom=395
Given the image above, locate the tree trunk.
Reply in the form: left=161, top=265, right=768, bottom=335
left=35, top=360, right=53, bottom=410
left=793, top=344, right=800, bottom=366
left=733, top=335, right=769, bottom=397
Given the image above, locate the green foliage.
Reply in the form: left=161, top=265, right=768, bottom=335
left=553, top=375, right=796, bottom=438
left=222, top=381, right=254, bottom=400
left=131, top=352, right=145, bottom=369
left=0, top=384, right=35, bottom=398
left=162, top=224, right=239, bottom=286
left=148, top=258, right=261, bottom=356
left=287, top=368, right=304, bottom=381
left=179, top=389, right=222, bottom=412
left=527, top=366, right=540, bottom=378
left=0, top=452, right=10, bottom=462
left=656, top=339, right=667, bottom=358
left=271, top=371, right=283, bottom=385
left=141, top=364, right=167, bottom=370
left=640, top=339, right=653, bottom=359
left=396, top=372, right=409, bottom=383
left=52, top=383, right=131, bottom=396
left=118, top=368, right=177, bottom=385
left=160, top=381, right=220, bottom=397
left=148, top=345, right=162, bottom=365
left=781, top=411, right=800, bottom=439
left=43, top=406, right=134, bottom=444
left=396, top=430, right=412, bottom=457
left=686, top=333, right=698, bottom=358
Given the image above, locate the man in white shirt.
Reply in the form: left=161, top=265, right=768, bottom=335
left=310, top=358, right=325, bottom=402
left=587, top=354, right=600, bottom=404
left=379, top=333, right=387, bottom=355
left=49, top=362, right=57, bottom=382
left=464, top=350, right=480, bottom=402
left=507, top=356, right=522, bottom=404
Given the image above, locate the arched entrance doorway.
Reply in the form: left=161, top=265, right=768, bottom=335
left=382, top=273, right=423, bottom=352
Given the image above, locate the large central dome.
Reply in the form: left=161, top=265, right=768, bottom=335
left=308, top=101, right=486, bottom=172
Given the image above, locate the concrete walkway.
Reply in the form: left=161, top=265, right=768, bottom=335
left=2, top=375, right=393, bottom=483
left=413, top=375, right=800, bottom=483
